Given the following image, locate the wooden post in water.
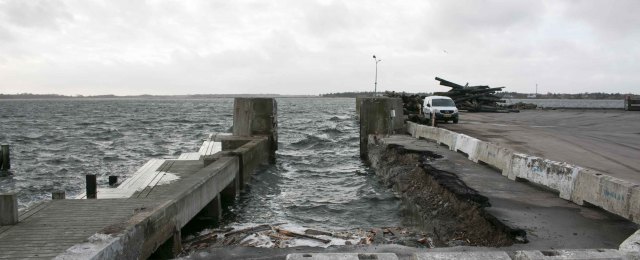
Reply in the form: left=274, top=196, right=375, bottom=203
left=1, top=144, right=9, bottom=171
left=108, top=176, right=118, bottom=187
left=52, top=190, right=65, bottom=200
left=0, top=193, right=18, bottom=225
left=86, top=174, right=97, bottom=199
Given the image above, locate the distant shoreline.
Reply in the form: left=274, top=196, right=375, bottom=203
left=0, top=94, right=322, bottom=100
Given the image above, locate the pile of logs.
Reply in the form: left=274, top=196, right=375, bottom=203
left=433, top=77, right=506, bottom=112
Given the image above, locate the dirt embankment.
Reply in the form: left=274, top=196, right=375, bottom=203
left=367, top=142, right=525, bottom=247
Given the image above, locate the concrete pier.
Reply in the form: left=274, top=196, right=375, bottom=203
left=359, top=97, right=403, bottom=159
left=351, top=107, right=640, bottom=259
left=0, top=98, right=276, bottom=259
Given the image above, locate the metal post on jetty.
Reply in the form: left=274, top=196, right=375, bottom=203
left=1, top=144, right=10, bottom=172
left=0, top=193, right=18, bottom=225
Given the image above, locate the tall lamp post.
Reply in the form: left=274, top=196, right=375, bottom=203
left=373, top=55, right=381, bottom=95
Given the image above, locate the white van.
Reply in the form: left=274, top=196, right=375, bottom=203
left=423, top=96, right=459, bottom=123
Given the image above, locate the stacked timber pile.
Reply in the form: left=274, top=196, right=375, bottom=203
left=433, top=77, right=506, bottom=112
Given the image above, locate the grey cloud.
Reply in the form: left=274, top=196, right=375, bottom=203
left=0, top=0, right=73, bottom=30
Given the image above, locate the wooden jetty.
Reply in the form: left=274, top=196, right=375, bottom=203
left=0, top=98, right=277, bottom=259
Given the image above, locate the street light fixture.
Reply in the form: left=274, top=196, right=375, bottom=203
left=373, top=55, right=381, bottom=95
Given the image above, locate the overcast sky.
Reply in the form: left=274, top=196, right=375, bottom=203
left=0, top=0, right=638, bottom=95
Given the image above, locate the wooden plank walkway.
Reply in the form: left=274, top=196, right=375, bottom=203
left=74, top=140, right=221, bottom=199
left=0, top=199, right=159, bottom=259
left=0, top=139, right=232, bottom=259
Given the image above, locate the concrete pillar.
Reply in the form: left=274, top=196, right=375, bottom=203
left=232, top=98, right=277, bottom=163
left=359, top=97, right=404, bottom=159
left=0, top=193, right=18, bottom=225
left=220, top=176, right=239, bottom=207
left=171, top=227, right=182, bottom=256
left=202, top=193, right=222, bottom=223
left=52, top=190, right=65, bottom=200
left=86, top=174, right=97, bottom=199
left=1, top=144, right=10, bottom=171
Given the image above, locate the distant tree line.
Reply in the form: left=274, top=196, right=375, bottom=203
left=0, top=93, right=297, bottom=99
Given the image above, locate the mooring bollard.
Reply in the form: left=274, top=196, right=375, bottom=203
left=1, top=144, right=10, bottom=171
left=86, top=174, right=97, bottom=199
left=0, top=193, right=18, bottom=225
left=108, top=176, right=118, bottom=187
left=52, top=190, right=65, bottom=200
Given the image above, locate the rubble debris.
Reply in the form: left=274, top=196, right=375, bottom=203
left=433, top=77, right=507, bottom=112
left=180, top=224, right=450, bottom=256
left=275, top=228, right=331, bottom=243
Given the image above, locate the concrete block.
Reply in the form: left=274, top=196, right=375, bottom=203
left=572, top=168, right=637, bottom=221
left=413, top=251, right=511, bottom=260
left=286, top=253, right=398, bottom=260
left=406, top=121, right=418, bottom=137
left=628, top=187, right=640, bottom=223
left=436, top=128, right=457, bottom=150
left=475, top=141, right=513, bottom=172
left=505, top=154, right=578, bottom=200
left=454, top=134, right=481, bottom=162
left=514, top=249, right=623, bottom=259
left=619, top=229, right=640, bottom=252
left=413, top=124, right=438, bottom=141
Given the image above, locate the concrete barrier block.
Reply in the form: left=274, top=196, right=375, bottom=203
left=572, top=168, right=636, bottom=221
left=628, top=187, right=640, bottom=223
left=286, top=253, right=398, bottom=260
left=514, top=249, right=623, bottom=259
left=571, top=168, right=603, bottom=206
left=599, top=176, right=636, bottom=219
left=413, top=251, right=511, bottom=260
left=620, top=229, right=640, bottom=252
left=476, top=142, right=513, bottom=171
left=454, top=134, right=481, bottom=162
left=406, top=121, right=418, bottom=137
left=505, top=154, right=578, bottom=200
left=502, top=153, right=529, bottom=181
left=436, top=128, right=458, bottom=150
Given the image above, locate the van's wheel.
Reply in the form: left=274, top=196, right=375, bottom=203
left=453, top=118, right=459, bottom=124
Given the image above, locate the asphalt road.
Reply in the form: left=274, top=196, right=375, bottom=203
left=440, top=109, right=640, bottom=184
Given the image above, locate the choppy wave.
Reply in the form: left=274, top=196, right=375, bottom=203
left=0, top=98, right=407, bottom=231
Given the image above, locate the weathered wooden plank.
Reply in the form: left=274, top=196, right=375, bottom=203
left=178, top=152, right=201, bottom=160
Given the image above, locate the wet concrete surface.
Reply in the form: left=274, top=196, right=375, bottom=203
left=440, top=110, right=640, bottom=184
left=383, top=135, right=638, bottom=250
